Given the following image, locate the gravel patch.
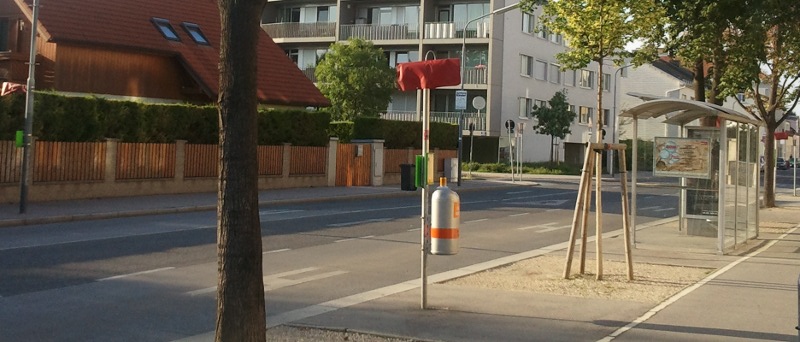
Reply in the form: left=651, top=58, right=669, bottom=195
left=266, top=325, right=431, bottom=342
left=444, top=255, right=713, bottom=303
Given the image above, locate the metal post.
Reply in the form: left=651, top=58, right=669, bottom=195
left=420, top=88, right=431, bottom=309
left=794, top=135, right=797, bottom=196
left=718, top=119, right=727, bottom=253
left=19, top=0, right=40, bottom=214
left=632, top=116, right=638, bottom=245
left=610, top=64, right=632, bottom=177
left=796, top=273, right=800, bottom=341
left=508, top=128, right=514, bottom=182
left=469, top=122, right=474, bottom=179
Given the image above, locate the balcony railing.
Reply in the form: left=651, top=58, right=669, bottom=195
left=340, top=24, right=418, bottom=41
left=423, top=21, right=489, bottom=39
left=300, top=67, right=316, bottom=83
left=463, top=66, right=488, bottom=85
left=261, top=22, right=336, bottom=39
left=380, top=111, right=487, bottom=132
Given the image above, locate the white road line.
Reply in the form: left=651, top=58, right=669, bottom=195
left=597, top=225, right=800, bottom=342
left=506, top=190, right=533, bottom=195
left=546, top=208, right=560, bottom=212
left=175, top=219, right=677, bottom=342
left=509, top=213, right=530, bottom=217
left=259, top=209, right=304, bottom=215
left=327, top=218, right=391, bottom=227
left=517, top=226, right=539, bottom=231
left=464, top=218, right=489, bottom=224
left=336, top=235, right=374, bottom=243
left=653, top=208, right=673, bottom=212
left=98, top=267, right=175, bottom=281
left=407, top=228, right=420, bottom=231
left=334, top=238, right=355, bottom=243
left=536, top=225, right=571, bottom=233
left=639, top=206, right=661, bottom=210
left=265, top=270, right=348, bottom=291
left=263, top=248, right=290, bottom=254
left=187, top=267, right=320, bottom=296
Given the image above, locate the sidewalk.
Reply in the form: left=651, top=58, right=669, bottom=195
left=2, top=176, right=799, bottom=341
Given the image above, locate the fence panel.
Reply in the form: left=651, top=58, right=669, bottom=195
left=336, top=143, right=371, bottom=186
left=256, top=145, right=283, bottom=176
left=384, top=149, right=410, bottom=174
left=184, top=144, right=217, bottom=178
left=0, top=140, right=22, bottom=183
left=290, top=146, right=327, bottom=175
left=34, top=141, right=105, bottom=182
left=117, top=143, right=175, bottom=180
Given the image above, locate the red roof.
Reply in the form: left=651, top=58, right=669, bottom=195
left=22, top=0, right=329, bottom=107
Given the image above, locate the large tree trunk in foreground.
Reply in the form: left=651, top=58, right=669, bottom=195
left=216, top=0, right=267, bottom=341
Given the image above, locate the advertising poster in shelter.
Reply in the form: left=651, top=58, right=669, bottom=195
left=653, top=137, right=712, bottom=179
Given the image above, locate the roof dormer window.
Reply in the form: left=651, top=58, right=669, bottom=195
left=152, top=18, right=180, bottom=41
left=182, top=22, right=209, bottom=45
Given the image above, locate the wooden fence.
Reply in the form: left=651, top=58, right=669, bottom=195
left=116, top=143, right=175, bottom=180
left=290, top=146, right=326, bottom=175
left=0, top=140, right=22, bottom=183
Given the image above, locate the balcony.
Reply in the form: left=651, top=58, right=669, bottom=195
left=340, top=24, right=418, bottom=41
left=300, top=67, right=316, bottom=83
left=462, top=66, right=488, bottom=85
left=261, top=22, right=336, bottom=39
left=423, top=21, right=489, bottom=39
left=380, top=111, right=487, bottom=132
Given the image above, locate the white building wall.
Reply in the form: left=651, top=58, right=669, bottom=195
left=617, top=64, right=690, bottom=141
left=498, top=6, right=617, bottom=163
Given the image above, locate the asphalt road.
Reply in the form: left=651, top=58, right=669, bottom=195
left=0, top=180, right=681, bottom=341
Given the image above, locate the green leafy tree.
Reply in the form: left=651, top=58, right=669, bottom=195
left=520, top=0, right=665, bottom=144
left=216, top=0, right=266, bottom=340
left=531, top=90, right=576, bottom=163
left=315, top=38, right=396, bottom=121
left=717, top=0, right=800, bottom=207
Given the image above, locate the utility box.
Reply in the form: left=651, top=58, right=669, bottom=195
left=443, top=158, right=458, bottom=183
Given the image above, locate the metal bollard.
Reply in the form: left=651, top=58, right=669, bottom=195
left=797, top=273, right=799, bottom=340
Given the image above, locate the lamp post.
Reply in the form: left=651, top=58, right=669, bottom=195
left=458, top=2, right=520, bottom=186
left=19, top=0, right=40, bottom=214
left=610, top=63, right=633, bottom=177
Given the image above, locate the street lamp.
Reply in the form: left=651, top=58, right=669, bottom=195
left=610, top=63, right=633, bottom=177
left=457, top=2, right=520, bottom=186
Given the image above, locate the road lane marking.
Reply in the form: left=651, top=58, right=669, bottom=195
left=654, top=208, right=673, bottom=212
left=187, top=267, right=321, bottom=296
left=407, top=228, right=420, bottom=231
left=264, top=270, right=348, bottom=291
left=327, top=218, right=391, bottom=227
left=98, top=267, right=175, bottom=281
left=640, top=206, right=661, bottom=210
left=464, top=218, right=488, bottom=224
left=263, top=248, right=290, bottom=254
left=259, top=209, right=304, bottom=216
left=536, top=225, right=572, bottom=233
left=175, top=218, right=680, bottom=341
left=334, top=235, right=374, bottom=243
left=509, top=213, right=530, bottom=217
left=506, top=190, right=533, bottom=195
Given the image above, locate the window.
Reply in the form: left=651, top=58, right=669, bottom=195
left=152, top=18, right=180, bottom=41
left=602, top=109, right=610, bottom=126
left=181, top=22, right=209, bottom=45
left=534, top=99, right=548, bottom=109
left=281, top=7, right=301, bottom=22
left=579, top=69, right=595, bottom=88
left=578, top=106, right=593, bottom=124
left=602, top=73, right=611, bottom=91
left=317, top=6, right=330, bottom=22
left=520, top=55, right=533, bottom=76
left=285, top=49, right=299, bottom=64
left=550, top=33, right=562, bottom=44
left=537, top=25, right=548, bottom=39
left=522, top=12, right=534, bottom=34
left=569, top=104, right=576, bottom=115
left=519, top=97, right=533, bottom=117
left=549, top=64, right=562, bottom=84
left=565, top=70, right=576, bottom=86
left=534, top=60, right=548, bottom=80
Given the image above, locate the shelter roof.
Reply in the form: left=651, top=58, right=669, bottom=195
left=620, top=99, right=762, bottom=126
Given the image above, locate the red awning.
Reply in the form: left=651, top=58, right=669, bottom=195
left=396, top=58, right=461, bottom=91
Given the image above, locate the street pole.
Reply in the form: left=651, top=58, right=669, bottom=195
left=459, top=2, right=520, bottom=184
left=19, top=0, right=40, bottom=214
left=611, top=64, right=632, bottom=177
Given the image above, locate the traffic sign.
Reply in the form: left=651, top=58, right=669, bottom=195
left=455, top=90, right=467, bottom=110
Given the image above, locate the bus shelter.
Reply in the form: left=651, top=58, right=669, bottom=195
left=621, top=99, right=763, bottom=253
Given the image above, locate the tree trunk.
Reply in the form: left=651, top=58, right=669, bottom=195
left=550, top=135, right=555, bottom=163
left=216, top=0, right=267, bottom=341
left=763, top=125, right=777, bottom=207
left=693, top=57, right=705, bottom=103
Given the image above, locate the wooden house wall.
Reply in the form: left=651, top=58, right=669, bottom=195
left=54, top=44, right=207, bottom=101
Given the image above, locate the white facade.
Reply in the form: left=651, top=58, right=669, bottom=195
left=262, top=0, right=620, bottom=164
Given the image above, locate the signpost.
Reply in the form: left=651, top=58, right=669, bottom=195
left=455, top=90, right=467, bottom=186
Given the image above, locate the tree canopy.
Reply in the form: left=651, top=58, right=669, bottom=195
left=315, top=38, right=396, bottom=121
left=531, top=90, right=576, bottom=163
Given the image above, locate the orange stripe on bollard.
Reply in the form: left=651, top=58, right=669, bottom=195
left=431, top=228, right=459, bottom=239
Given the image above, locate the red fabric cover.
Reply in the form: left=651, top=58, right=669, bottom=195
left=397, top=58, right=461, bottom=91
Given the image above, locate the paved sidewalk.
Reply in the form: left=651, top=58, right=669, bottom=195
left=2, top=176, right=799, bottom=341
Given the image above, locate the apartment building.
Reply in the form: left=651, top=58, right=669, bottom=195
left=262, top=0, right=618, bottom=165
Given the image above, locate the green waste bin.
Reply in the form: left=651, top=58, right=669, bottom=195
left=400, top=164, right=416, bottom=191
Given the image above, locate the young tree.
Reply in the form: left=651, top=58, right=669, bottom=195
left=216, top=0, right=266, bottom=341
left=718, top=0, right=800, bottom=207
left=531, top=90, right=576, bottom=163
left=315, top=38, right=396, bottom=121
